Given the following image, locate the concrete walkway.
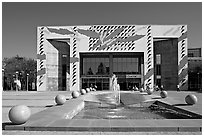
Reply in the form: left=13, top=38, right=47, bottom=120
left=2, top=90, right=202, bottom=134
left=2, top=91, right=72, bottom=123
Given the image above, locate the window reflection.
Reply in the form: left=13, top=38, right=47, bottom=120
left=82, top=56, right=140, bottom=76
left=113, top=57, right=140, bottom=74
left=83, top=57, right=110, bottom=75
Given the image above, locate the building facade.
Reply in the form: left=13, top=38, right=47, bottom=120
left=188, top=48, right=202, bottom=91
left=37, top=25, right=188, bottom=91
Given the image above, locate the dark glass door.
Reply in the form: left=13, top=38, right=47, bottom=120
left=81, top=77, right=109, bottom=90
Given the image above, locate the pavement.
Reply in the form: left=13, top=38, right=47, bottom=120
left=2, top=91, right=73, bottom=123
left=1, top=90, right=202, bottom=134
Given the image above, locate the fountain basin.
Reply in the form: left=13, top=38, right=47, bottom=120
left=73, top=92, right=201, bottom=119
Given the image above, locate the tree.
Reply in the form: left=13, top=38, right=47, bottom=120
left=2, top=55, right=37, bottom=91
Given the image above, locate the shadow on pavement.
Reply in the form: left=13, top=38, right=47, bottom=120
left=151, top=97, right=162, bottom=99
left=45, top=105, right=54, bottom=107
left=2, top=122, right=19, bottom=130
left=172, top=104, right=191, bottom=107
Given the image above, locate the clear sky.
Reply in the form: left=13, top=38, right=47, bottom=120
left=2, top=2, right=202, bottom=59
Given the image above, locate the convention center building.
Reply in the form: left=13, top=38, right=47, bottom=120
left=37, top=25, right=188, bottom=91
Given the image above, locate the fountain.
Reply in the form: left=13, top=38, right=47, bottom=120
left=111, top=74, right=120, bottom=105
left=73, top=75, right=201, bottom=120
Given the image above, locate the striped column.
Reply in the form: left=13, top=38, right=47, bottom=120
left=178, top=25, right=188, bottom=90
left=37, top=27, right=46, bottom=91
left=70, top=26, right=79, bottom=91
left=144, top=25, right=154, bottom=89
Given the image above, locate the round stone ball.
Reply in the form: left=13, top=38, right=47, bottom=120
left=160, top=90, right=168, bottom=98
left=185, top=94, right=198, bottom=105
left=9, top=105, right=31, bottom=124
left=72, top=91, right=80, bottom=98
left=140, top=88, right=144, bottom=92
left=147, top=88, right=154, bottom=95
left=55, top=94, right=66, bottom=105
left=90, top=87, right=93, bottom=91
left=81, top=89, right=86, bottom=95
left=86, top=88, right=91, bottom=93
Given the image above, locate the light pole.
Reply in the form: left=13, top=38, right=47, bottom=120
left=27, top=73, right=29, bottom=91
left=2, top=69, right=4, bottom=90
left=197, top=72, right=199, bottom=90
left=15, top=71, right=18, bottom=91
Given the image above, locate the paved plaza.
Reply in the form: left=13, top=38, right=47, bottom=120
left=2, top=90, right=202, bottom=135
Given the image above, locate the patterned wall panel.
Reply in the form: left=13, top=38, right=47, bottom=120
left=178, top=25, right=188, bottom=90
left=71, top=27, right=77, bottom=87
left=144, top=25, right=154, bottom=88
left=37, top=27, right=46, bottom=90
left=86, top=25, right=145, bottom=51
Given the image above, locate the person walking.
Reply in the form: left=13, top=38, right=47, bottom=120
left=177, top=84, right=180, bottom=92
left=160, top=85, right=164, bottom=91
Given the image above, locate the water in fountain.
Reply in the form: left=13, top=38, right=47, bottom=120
left=111, top=74, right=120, bottom=105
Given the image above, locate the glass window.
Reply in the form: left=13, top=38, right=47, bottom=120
left=117, top=58, right=122, bottom=73
left=83, top=58, right=86, bottom=75
left=122, top=58, right=127, bottom=73
left=118, top=58, right=122, bottom=62
left=87, top=62, right=93, bottom=75
left=113, top=58, right=118, bottom=73
left=89, top=58, right=95, bottom=75
left=156, top=54, right=161, bottom=64
left=156, top=65, right=161, bottom=75
left=126, top=62, right=131, bottom=73
left=104, top=58, right=109, bottom=74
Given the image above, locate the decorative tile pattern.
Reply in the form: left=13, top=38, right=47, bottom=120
left=37, top=27, right=46, bottom=88
left=146, top=25, right=153, bottom=86
left=87, top=25, right=142, bottom=51
left=72, top=27, right=77, bottom=87
left=178, top=25, right=188, bottom=89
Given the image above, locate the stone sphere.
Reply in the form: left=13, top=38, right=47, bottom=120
left=90, top=87, right=93, bottom=91
left=86, top=88, right=90, bottom=93
left=81, top=89, right=86, bottom=95
left=147, top=88, right=154, bottom=95
left=72, top=91, right=80, bottom=98
left=55, top=94, right=66, bottom=105
left=9, top=105, right=31, bottom=124
left=185, top=94, right=198, bottom=105
left=160, top=90, right=168, bottom=98
left=140, top=88, right=144, bottom=92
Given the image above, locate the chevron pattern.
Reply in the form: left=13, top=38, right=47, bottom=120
left=88, top=25, right=136, bottom=51
left=72, top=26, right=77, bottom=87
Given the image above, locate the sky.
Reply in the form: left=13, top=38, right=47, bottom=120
left=2, top=2, right=202, bottom=59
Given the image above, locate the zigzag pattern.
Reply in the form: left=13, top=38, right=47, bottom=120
left=72, top=26, right=77, bottom=86
left=88, top=25, right=136, bottom=51
left=38, top=27, right=45, bottom=87
left=146, top=25, right=152, bottom=86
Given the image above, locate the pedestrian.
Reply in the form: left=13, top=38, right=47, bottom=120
left=160, top=85, right=164, bottom=91
left=135, top=85, right=138, bottom=91
left=155, top=85, right=159, bottom=91
left=14, top=79, right=21, bottom=91
left=177, top=84, right=180, bottom=92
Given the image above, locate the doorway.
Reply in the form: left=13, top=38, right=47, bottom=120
left=117, top=77, right=141, bottom=90
left=81, top=77, right=109, bottom=90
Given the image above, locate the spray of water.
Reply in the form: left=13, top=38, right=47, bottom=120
left=111, top=74, right=120, bottom=105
